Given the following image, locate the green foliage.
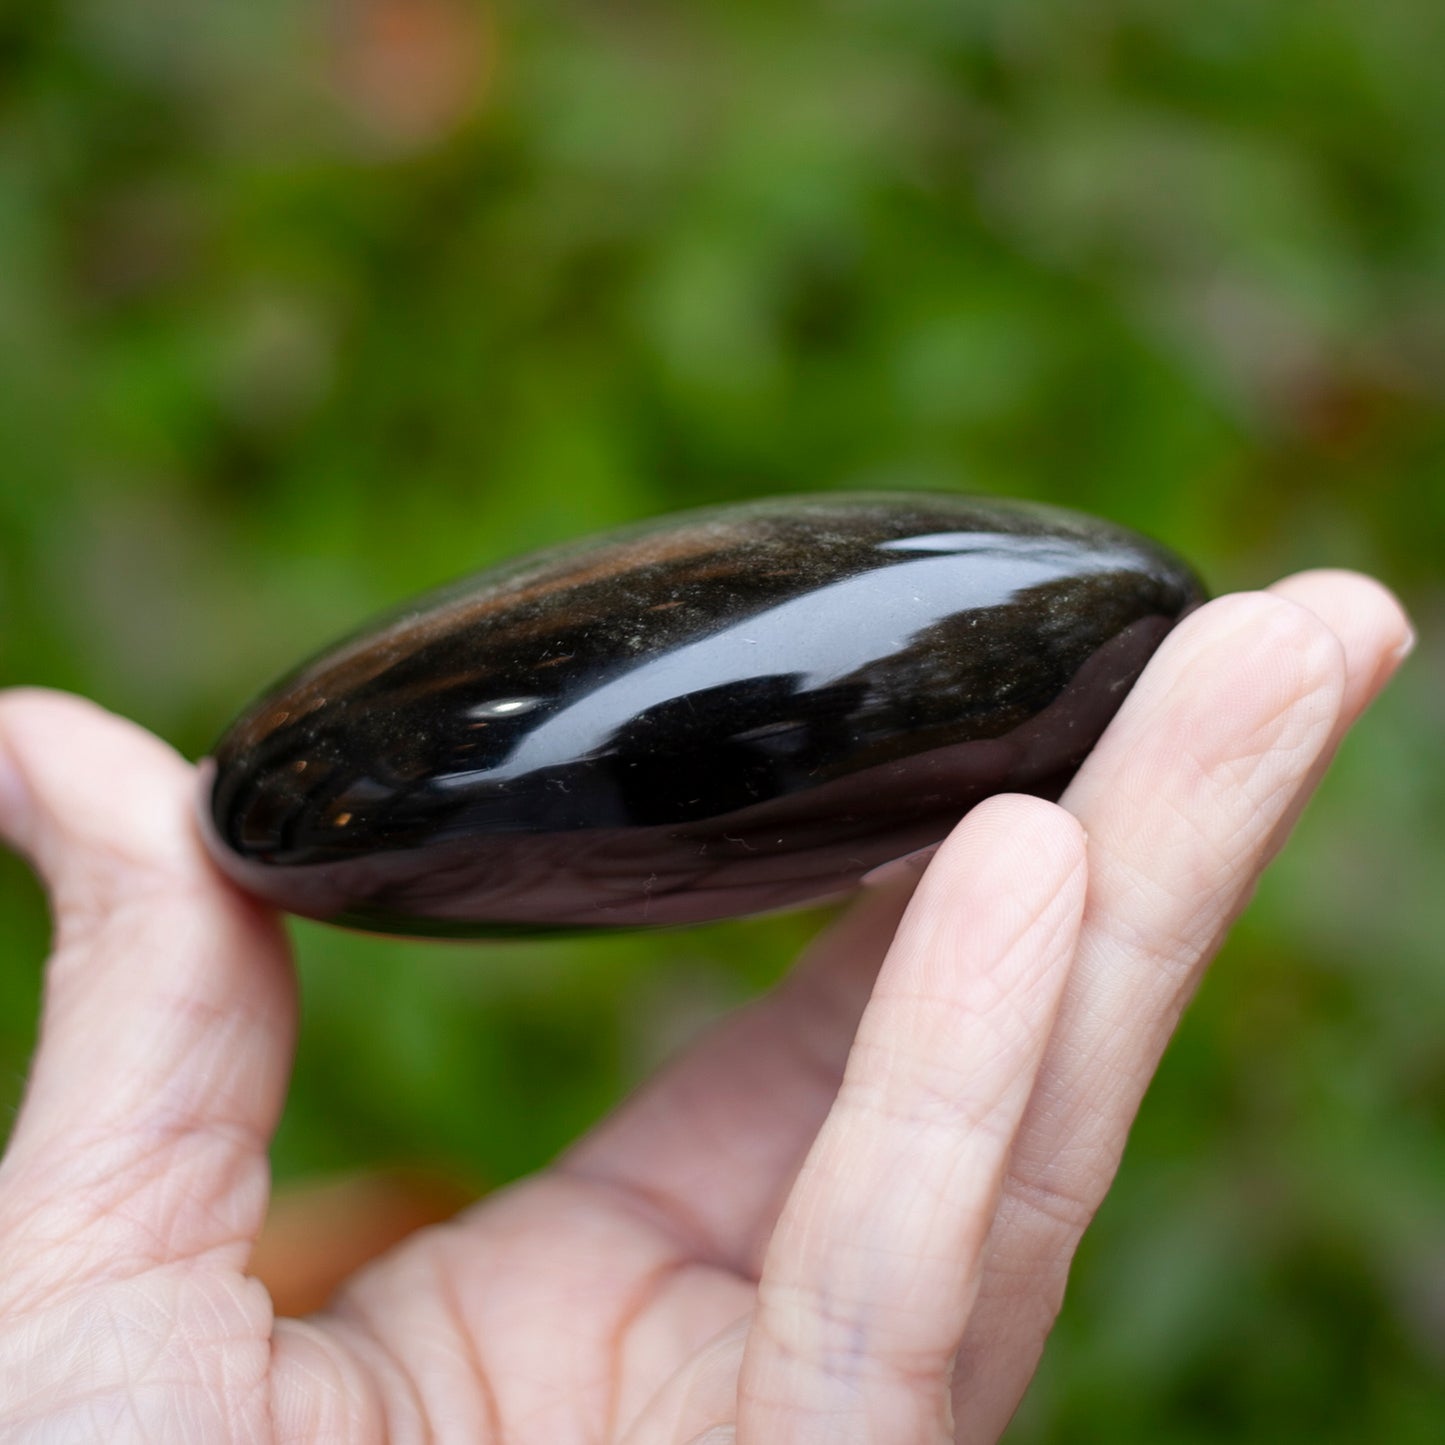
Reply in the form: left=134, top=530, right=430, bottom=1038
left=2, top=1, right=1442, bottom=1436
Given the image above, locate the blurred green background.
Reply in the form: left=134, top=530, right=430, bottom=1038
left=2, top=0, right=1443, bottom=1437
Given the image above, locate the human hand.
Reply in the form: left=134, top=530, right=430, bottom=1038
left=0, top=571, right=1411, bottom=1443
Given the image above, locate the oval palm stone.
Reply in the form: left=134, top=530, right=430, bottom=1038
left=200, top=494, right=1205, bottom=935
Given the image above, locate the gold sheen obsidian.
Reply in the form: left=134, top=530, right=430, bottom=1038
left=200, top=494, right=1206, bottom=936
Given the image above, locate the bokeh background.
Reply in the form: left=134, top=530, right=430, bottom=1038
left=2, top=1, right=1443, bottom=1437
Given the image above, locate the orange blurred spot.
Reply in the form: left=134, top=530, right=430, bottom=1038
left=251, top=1169, right=475, bottom=1316
left=1282, top=367, right=1404, bottom=459
left=331, top=0, right=494, bottom=154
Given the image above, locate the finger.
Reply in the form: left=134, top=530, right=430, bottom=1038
left=0, top=689, right=295, bottom=1306
left=564, top=875, right=916, bottom=1271
left=951, top=576, right=1411, bottom=1440
left=738, top=796, right=1087, bottom=1445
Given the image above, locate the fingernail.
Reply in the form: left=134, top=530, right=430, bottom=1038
left=1391, top=627, right=1417, bottom=667
left=861, top=843, right=940, bottom=889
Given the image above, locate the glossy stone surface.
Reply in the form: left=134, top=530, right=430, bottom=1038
left=200, top=494, right=1205, bottom=935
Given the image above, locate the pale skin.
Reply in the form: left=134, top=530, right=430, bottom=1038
left=0, top=571, right=1413, bottom=1444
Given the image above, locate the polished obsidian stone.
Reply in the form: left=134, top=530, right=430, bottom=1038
left=200, top=493, right=1205, bottom=935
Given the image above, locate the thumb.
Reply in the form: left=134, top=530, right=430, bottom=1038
left=0, top=689, right=296, bottom=1309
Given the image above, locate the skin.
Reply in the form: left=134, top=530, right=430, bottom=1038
left=0, top=570, right=1413, bottom=1444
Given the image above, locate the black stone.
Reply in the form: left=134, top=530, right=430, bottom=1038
left=199, top=493, right=1205, bottom=935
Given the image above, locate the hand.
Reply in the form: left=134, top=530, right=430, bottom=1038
left=0, top=572, right=1411, bottom=1444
